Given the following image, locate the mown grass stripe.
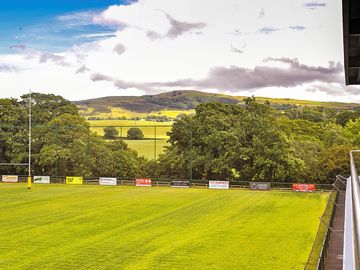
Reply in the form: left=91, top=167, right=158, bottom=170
left=0, top=184, right=328, bottom=270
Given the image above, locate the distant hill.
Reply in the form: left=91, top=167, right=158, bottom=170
left=74, top=90, right=360, bottom=118
left=75, top=90, right=238, bottom=113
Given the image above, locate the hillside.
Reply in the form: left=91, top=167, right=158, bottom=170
left=74, top=90, right=238, bottom=115
left=74, top=90, right=360, bottom=118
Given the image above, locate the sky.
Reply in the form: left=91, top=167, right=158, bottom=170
left=0, top=0, right=359, bottom=102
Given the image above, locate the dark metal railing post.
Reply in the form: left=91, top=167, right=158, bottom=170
left=154, top=126, right=157, bottom=161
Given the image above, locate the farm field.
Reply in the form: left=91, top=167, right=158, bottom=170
left=125, top=139, right=168, bottom=159
left=79, top=106, right=195, bottom=119
left=0, top=184, right=328, bottom=270
left=88, top=119, right=172, bottom=139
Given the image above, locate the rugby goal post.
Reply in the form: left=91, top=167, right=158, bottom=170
left=0, top=90, right=32, bottom=189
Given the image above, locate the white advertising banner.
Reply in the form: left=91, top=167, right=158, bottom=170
left=99, top=177, right=117, bottom=186
left=34, top=176, right=50, bottom=184
left=2, top=175, right=18, bottom=183
left=209, top=181, right=229, bottom=190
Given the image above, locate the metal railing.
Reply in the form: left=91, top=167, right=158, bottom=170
left=343, top=150, right=360, bottom=270
left=343, top=175, right=356, bottom=269
left=304, top=189, right=339, bottom=270
left=316, top=191, right=339, bottom=270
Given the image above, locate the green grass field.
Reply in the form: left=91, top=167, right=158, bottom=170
left=79, top=106, right=195, bottom=120
left=0, top=184, right=328, bottom=270
left=89, top=120, right=171, bottom=159
left=125, top=139, right=168, bottom=159
left=88, top=120, right=172, bottom=139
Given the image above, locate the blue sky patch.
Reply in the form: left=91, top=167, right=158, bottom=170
left=0, top=0, right=132, bottom=53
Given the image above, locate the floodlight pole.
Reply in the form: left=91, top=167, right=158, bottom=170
left=28, top=90, right=32, bottom=189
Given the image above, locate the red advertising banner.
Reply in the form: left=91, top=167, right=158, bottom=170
left=292, top=184, right=316, bottom=192
left=136, top=178, right=152, bottom=187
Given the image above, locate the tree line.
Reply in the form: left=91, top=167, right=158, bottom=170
left=0, top=93, right=358, bottom=183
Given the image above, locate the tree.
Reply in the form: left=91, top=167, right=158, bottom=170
left=284, top=106, right=335, bottom=123
left=290, top=135, right=323, bottom=181
left=103, top=127, right=118, bottom=140
left=344, top=118, right=360, bottom=146
left=20, top=92, right=78, bottom=125
left=319, top=145, right=353, bottom=182
left=0, top=93, right=149, bottom=178
left=336, top=110, right=360, bottom=126
left=127, top=127, right=144, bottom=139
left=161, top=100, right=303, bottom=181
left=19, top=93, right=79, bottom=174
left=1, top=91, right=356, bottom=182
left=38, top=113, right=91, bottom=176
left=0, top=98, right=27, bottom=174
left=38, top=114, right=146, bottom=177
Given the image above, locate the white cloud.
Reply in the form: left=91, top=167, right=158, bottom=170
left=303, top=2, right=327, bottom=10
left=113, top=43, right=126, bottom=55
left=78, top=33, right=117, bottom=39
left=57, top=11, right=97, bottom=27
left=0, top=0, right=358, bottom=102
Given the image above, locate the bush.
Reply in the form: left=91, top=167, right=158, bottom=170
left=127, top=127, right=144, bottom=139
left=104, top=126, right=118, bottom=140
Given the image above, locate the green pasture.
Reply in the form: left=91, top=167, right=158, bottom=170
left=88, top=120, right=172, bottom=139
left=80, top=107, right=195, bottom=119
left=79, top=107, right=147, bottom=119
left=125, top=139, right=168, bottom=159
left=0, top=184, right=328, bottom=270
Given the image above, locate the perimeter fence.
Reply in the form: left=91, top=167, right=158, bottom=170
left=304, top=175, right=346, bottom=270
left=7, top=175, right=334, bottom=191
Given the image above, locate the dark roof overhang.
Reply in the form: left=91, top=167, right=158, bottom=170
left=343, top=0, right=360, bottom=85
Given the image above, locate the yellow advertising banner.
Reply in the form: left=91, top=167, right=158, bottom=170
left=66, top=176, right=83, bottom=185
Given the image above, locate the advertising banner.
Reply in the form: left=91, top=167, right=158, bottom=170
left=99, top=177, right=117, bottom=186
left=171, top=181, right=190, bottom=188
left=249, top=182, right=271, bottom=190
left=2, top=175, right=18, bottom=183
left=34, top=176, right=50, bottom=184
left=66, top=176, right=83, bottom=185
left=136, top=178, right=152, bottom=187
left=209, top=181, right=229, bottom=190
left=292, top=184, right=316, bottom=192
